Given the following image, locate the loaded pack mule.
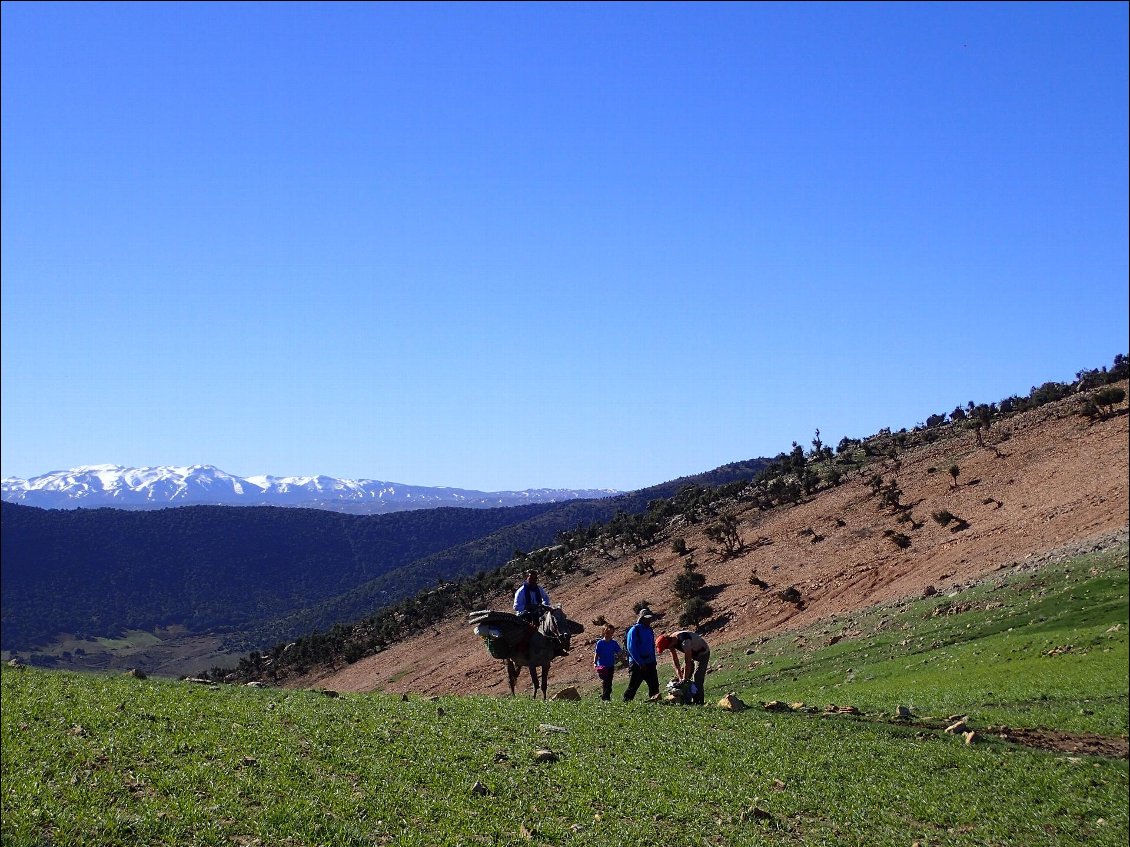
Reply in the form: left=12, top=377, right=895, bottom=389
left=469, top=605, right=585, bottom=699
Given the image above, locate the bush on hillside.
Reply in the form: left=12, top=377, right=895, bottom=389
left=678, top=597, right=713, bottom=629
left=1030, top=381, right=1071, bottom=406
left=672, top=560, right=707, bottom=600
left=703, top=514, right=744, bottom=559
left=1094, top=386, right=1126, bottom=415
left=883, top=530, right=912, bottom=550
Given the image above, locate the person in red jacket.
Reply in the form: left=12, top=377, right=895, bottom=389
left=655, top=630, right=710, bottom=705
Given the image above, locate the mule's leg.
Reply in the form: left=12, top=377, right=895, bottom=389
left=540, top=662, right=549, bottom=700
left=527, top=664, right=539, bottom=698
left=506, top=660, right=519, bottom=696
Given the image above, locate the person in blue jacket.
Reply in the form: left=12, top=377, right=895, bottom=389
left=622, top=608, right=660, bottom=701
left=593, top=623, right=622, bottom=701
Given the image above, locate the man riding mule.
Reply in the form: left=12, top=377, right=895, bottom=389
left=470, top=602, right=584, bottom=699
left=513, top=569, right=551, bottom=623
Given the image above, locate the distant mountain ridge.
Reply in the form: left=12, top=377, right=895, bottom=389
left=0, top=464, right=619, bottom=514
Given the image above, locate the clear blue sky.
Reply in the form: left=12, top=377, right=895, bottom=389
left=2, top=2, right=1127, bottom=491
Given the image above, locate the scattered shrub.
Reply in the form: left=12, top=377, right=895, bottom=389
left=1094, top=386, right=1126, bottom=415
left=672, top=564, right=707, bottom=600
left=633, top=556, right=656, bottom=576
left=703, top=514, right=744, bottom=559
left=678, top=597, right=714, bottom=629
left=883, top=530, right=911, bottom=549
left=777, top=586, right=802, bottom=605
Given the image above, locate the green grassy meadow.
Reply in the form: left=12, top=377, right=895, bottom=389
left=709, top=544, right=1130, bottom=737
left=3, top=545, right=1127, bottom=847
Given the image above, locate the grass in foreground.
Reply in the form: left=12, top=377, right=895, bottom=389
left=3, top=667, right=1127, bottom=847
left=3, top=544, right=1127, bottom=847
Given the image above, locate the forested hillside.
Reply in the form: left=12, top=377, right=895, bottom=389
left=0, top=501, right=559, bottom=649
left=0, top=457, right=768, bottom=659
left=237, top=459, right=771, bottom=648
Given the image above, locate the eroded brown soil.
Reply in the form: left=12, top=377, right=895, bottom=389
left=992, top=727, right=1129, bottom=758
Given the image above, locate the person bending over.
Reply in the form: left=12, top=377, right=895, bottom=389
left=656, top=630, right=710, bottom=705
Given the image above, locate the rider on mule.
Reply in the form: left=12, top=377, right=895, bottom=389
left=513, top=570, right=563, bottom=655
left=514, top=569, right=551, bottom=622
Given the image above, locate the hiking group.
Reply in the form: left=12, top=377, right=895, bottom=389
left=501, top=569, right=711, bottom=703
left=593, top=608, right=711, bottom=705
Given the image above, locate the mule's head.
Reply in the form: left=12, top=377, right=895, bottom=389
left=542, top=606, right=585, bottom=652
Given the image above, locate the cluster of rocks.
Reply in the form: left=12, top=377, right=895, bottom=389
left=1006, top=528, right=1128, bottom=576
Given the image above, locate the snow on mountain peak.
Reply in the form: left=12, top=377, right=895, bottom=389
left=1, top=465, right=619, bottom=515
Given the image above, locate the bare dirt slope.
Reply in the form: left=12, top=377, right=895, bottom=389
left=299, top=388, right=1129, bottom=699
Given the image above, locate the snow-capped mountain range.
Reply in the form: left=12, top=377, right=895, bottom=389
left=1, top=465, right=619, bottom=514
